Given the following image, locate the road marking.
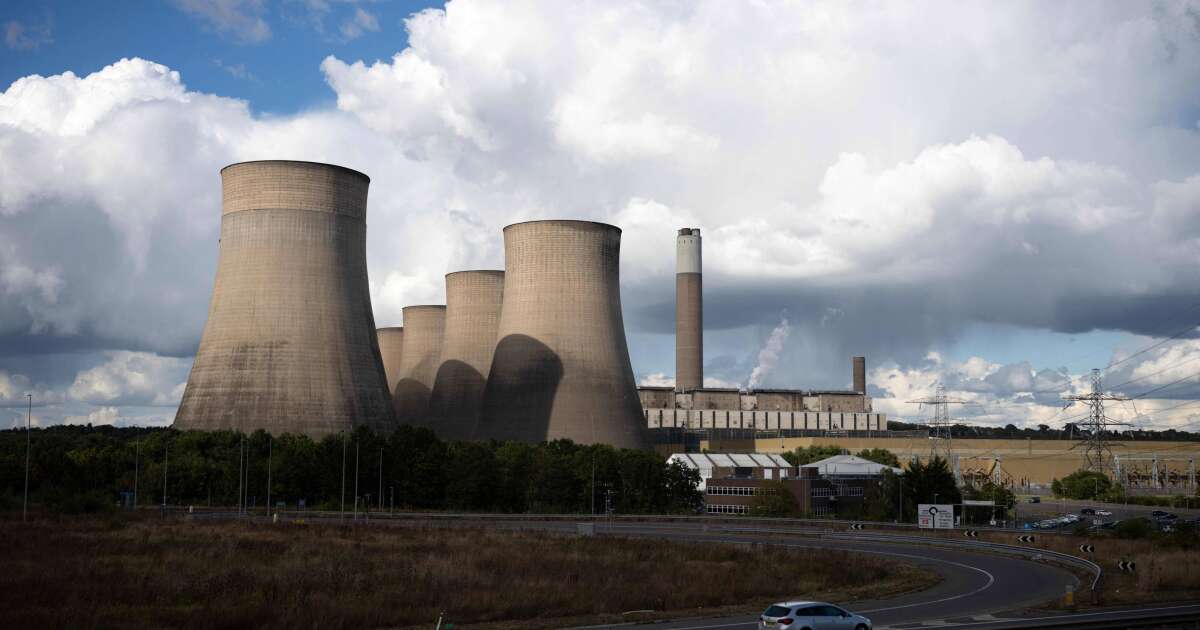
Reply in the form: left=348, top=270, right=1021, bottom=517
left=897, top=603, right=1200, bottom=628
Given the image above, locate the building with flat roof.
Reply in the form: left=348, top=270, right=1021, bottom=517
left=671, top=452, right=885, bottom=517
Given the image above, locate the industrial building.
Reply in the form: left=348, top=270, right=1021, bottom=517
left=641, top=358, right=884, bottom=447
left=644, top=227, right=886, bottom=445
left=428, top=270, right=505, bottom=440
left=479, top=220, right=651, bottom=449
left=174, top=160, right=395, bottom=437
left=669, top=452, right=893, bottom=516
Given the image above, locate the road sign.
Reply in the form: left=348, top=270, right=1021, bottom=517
left=1118, top=560, right=1136, bottom=573
left=848, top=523, right=864, bottom=530
left=1017, top=534, right=1035, bottom=543
left=918, top=504, right=954, bottom=529
left=1078, top=544, right=1095, bottom=553
left=963, top=530, right=979, bottom=538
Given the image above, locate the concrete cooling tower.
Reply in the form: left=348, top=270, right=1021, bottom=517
left=393, top=305, right=446, bottom=425
left=676, top=228, right=703, bottom=391
left=428, top=270, right=504, bottom=441
left=480, top=220, right=651, bottom=450
left=174, top=160, right=395, bottom=437
left=377, top=327, right=404, bottom=398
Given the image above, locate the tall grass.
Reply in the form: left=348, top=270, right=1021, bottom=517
left=0, top=514, right=933, bottom=629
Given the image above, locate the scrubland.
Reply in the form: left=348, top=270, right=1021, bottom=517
left=0, top=513, right=936, bottom=629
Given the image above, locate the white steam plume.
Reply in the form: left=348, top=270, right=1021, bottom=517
left=748, top=314, right=791, bottom=389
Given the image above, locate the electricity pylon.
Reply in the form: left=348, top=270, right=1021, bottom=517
left=1062, top=368, right=1130, bottom=475
left=908, top=385, right=968, bottom=464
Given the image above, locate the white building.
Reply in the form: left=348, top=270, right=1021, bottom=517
left=667, top=452, right=793, bottom=490
left=802, top=454, right=902, bottom=478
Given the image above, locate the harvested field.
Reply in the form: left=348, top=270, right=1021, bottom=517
left=0, top=513, right=937, bottom=629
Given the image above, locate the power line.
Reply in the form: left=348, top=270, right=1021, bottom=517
left=1105, top=314, right=1200, bottom=372
left=1107, top=353, right=1200, bottom=392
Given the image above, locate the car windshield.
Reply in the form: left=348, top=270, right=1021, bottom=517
left=763, top=605, right=792, bottom=617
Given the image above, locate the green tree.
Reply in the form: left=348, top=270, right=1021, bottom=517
left=856, top=448, right=900, bottom=468
left=781, top=445, right=844, bottom=466
left=904, top=456, right=961, bottom=512
left=961, top=481, right=1015, bottom=523
left=748, top=480, right=800, bottom=517
left=1050, top=469, right=1112, bottom=500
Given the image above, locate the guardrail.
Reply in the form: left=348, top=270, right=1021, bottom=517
left=166, top=505, right=1077, bottom=534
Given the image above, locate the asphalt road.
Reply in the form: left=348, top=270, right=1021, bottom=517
left=1015, top=497, right=1199, bottom=525
left=561, top=521, right=1076, bottom=630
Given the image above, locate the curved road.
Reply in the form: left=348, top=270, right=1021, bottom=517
left=563, top=521, right=1077, bottom=630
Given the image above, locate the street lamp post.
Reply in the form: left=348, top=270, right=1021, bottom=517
left=23, top=393, right=31, bottom=522
left=237, top=435, right=244, bottom=514
left=353, top=440, right=360, bottom=521
left=162, top=443, right=168, bottom=513
left=266, top=436, right=272, bottom=517
left=340, top=432, right=347, bottom=520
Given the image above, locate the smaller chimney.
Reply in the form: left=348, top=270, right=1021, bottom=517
left=853, top=356, right=866, bottom=393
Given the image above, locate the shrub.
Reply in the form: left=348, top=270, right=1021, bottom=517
left=1050, top=469, right=1112, bottom=500
left=1115, top=518, right=1154, bottom=540
left=748, top=480, right=800, bottom=517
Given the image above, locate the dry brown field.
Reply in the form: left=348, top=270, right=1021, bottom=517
left=0, top=513, right=937, bottom=629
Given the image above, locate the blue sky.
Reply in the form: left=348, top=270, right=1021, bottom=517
left=2, top=1, right=1200, bottom=431
left=2, top=0, right=435, bottom=114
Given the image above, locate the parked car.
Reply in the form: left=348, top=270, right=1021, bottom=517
left=1158, top=513, right=1179, bottom=521
left=1096, top=510, right=1113, bottom=517
left=759, top=601, right=872, bottom=630
left=1029, top=497, right=1041, bottom=503
left=1152, top=510, right=1168, bottom=517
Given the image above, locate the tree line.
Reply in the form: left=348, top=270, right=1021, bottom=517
left=888, top=420, right=1200, bottom=442
left=0, top=425, right=703, bottom=515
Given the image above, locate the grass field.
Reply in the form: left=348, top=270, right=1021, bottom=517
left=0, top=513, right=937, bottom=629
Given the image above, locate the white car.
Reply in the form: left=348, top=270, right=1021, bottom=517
left=1096, top=510, right=1113, bottom=516
left=758, top=601, right=872, bottom=630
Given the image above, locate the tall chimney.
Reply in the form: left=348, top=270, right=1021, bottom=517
left=676, top=228, right=703, bottom=391
left=853, top=356, right=866, bottom=393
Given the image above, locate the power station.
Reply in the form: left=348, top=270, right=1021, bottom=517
left=479, top=220, right=651, bottom=449
left=377, top=326, right=404, bottom=398
left=174, top=161, right=881, bottom=448
left=173, top=160, right=394, bottom=437
left=428, top=270, right=505, bottom=440
left=392, top=305, right=446, bottom=426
